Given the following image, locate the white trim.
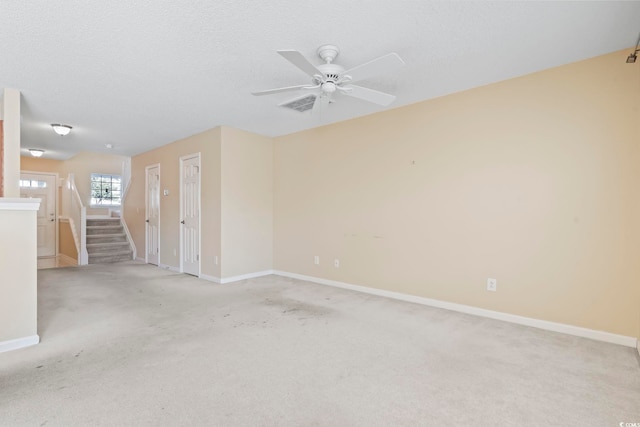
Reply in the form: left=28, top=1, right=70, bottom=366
left=0, top=198, right=41, bottom=211
left=273, top=270, right=638, bottom=349
left=158, top=263, right=180, bottom=273
left=199, top=274, right=221, bottom=284
left=637, top=340, right=640, bottom=358
left=21, top=171, right=59, bottom=257
left=219, top=270, right=275, bottom=284
left=145, top=163, right=161, bottom=266
left=0, top=335, right=39, bottom=353
left=57, top=253, right=77, bottom=265
left=120, top=160, right=136, bottom=260
left=179, top=153, right=201, bottom=276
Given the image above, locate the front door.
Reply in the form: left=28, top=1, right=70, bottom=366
left=145, top=164, right=160, bottom=265
left=20, top=172, right=57, bottom=257
left=180, top=154, right=200, bottom=276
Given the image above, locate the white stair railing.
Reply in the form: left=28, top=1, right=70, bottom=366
left=61, top=173, right=88, bottom=265
left=120, top=158, right=136, bottom=260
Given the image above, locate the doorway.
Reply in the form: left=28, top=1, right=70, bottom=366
left=20, top=172, right=57, bottom=257
left=180, top=154, right=200, bottom=276
left=145, top=164, right=160, bottom=266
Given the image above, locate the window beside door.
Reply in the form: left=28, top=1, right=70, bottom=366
left=90, top=173, right=121, bottom=206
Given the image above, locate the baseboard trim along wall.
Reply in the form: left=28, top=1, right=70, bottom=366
left=158, top=263, right=180, bottom=273
left=57, top=254, right=77, bottom=265
left=0, top=335, right=40, bottom=354
left=199, top=274, right=221, bottom=284
left=273, top=270, right=638, bottom=349
left=220, top=270, right=275, bottom=284
left=200, top=270, right=274, bottom=284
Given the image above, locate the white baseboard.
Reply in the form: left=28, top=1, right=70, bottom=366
left=273, top=270, right=638, bottom=349
left=159, top=263, right=180, bottom=273
left=199, top=270, right=274, bottom=284
left=220, top=270, right=275, bottom=284
left=199, top=274, right=221, bottom=284
left=57, top=253, right=78, bottom=265
left=0, top=335, right=40, bottom=353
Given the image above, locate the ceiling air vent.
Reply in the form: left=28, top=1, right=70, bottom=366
left=279, top=94, right=317, bottom=113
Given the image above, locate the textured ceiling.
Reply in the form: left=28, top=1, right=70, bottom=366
left=2, top=1, right=639, bottom=160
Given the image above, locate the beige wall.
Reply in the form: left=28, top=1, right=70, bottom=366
left=59, top=152, right=129, bottom=215
left=20, top=152, right=129, bottom=215
left=273, top=49, right=640, bottom=338
left=59, top=220, right=78, bottom=260
left=221, top=127, right=273, bottom=277
left=0, top=201, right=38, bottom=345
left=126, top=126, right=274, bottom=280
left=126, top=128, right=222, bottom=277
left=20, top=157, right=63, bottom=174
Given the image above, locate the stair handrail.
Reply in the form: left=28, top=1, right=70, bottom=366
left=62, top=173, right=88, bottom=265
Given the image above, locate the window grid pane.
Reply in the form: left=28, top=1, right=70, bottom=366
left=90, top=173, right=122, bottom=206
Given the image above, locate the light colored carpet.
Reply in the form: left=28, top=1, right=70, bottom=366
left=1, top=262, right=639, bottom=426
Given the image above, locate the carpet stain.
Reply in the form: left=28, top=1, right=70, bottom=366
left=263, top=297, right=333, bottom=317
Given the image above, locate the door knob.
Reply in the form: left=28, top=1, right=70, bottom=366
left=145, top=219, right=149, bottom=223
left=50, top=219, right=55, bottom=222
left=180, top=220, right=185, bottom=224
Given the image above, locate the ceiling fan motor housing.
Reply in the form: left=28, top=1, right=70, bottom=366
left=317, top=63, right=345, bottom=82
left=317, top=44, right=340, bottom=63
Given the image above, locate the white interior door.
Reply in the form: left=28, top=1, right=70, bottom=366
left=20, top=173, right=57, bottom=257
left=146, top=165, right=160, bottom=265
left=180, top=154, right=200, bottom=276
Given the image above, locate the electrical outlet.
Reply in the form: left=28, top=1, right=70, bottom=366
left=487, top=278, right=497, bottom=292
left=314, top=256, right=320, bottom=265
left=334, top=259, right=340, bottom=268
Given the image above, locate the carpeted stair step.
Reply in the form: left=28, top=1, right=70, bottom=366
left=86, top=225, right=124, bottom=235
left=86, top=218, right=122, bottom=227
left=87, top=241, right=131, bottom=254
left=85, top=218, right=133, bottom=264
left=88, top=250, right=133, bottom=264
left=87, top=233, right=127, bottom=244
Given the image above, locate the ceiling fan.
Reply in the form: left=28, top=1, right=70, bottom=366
left=252, top=45, right=405, bottom=114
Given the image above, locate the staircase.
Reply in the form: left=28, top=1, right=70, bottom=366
left=86, top=218, right=133, bottom=264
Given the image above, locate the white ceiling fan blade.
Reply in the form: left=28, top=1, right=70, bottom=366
left=312, top=94, right=330, bottom=116
left=278, top=50, right=322, bottom=78
left=252, top=85, right=310, bottom=96
left=344, top=53, right=405, bottom=83
left=343, top=85, right=396, bottom=106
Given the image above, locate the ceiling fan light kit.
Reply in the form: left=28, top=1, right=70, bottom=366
left=253, top=44, right=405, bottom=115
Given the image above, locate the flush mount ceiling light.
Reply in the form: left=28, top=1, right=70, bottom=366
left=29, top=149, right=45, bottom=157
left=51, top=123, right=72, bottom=136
